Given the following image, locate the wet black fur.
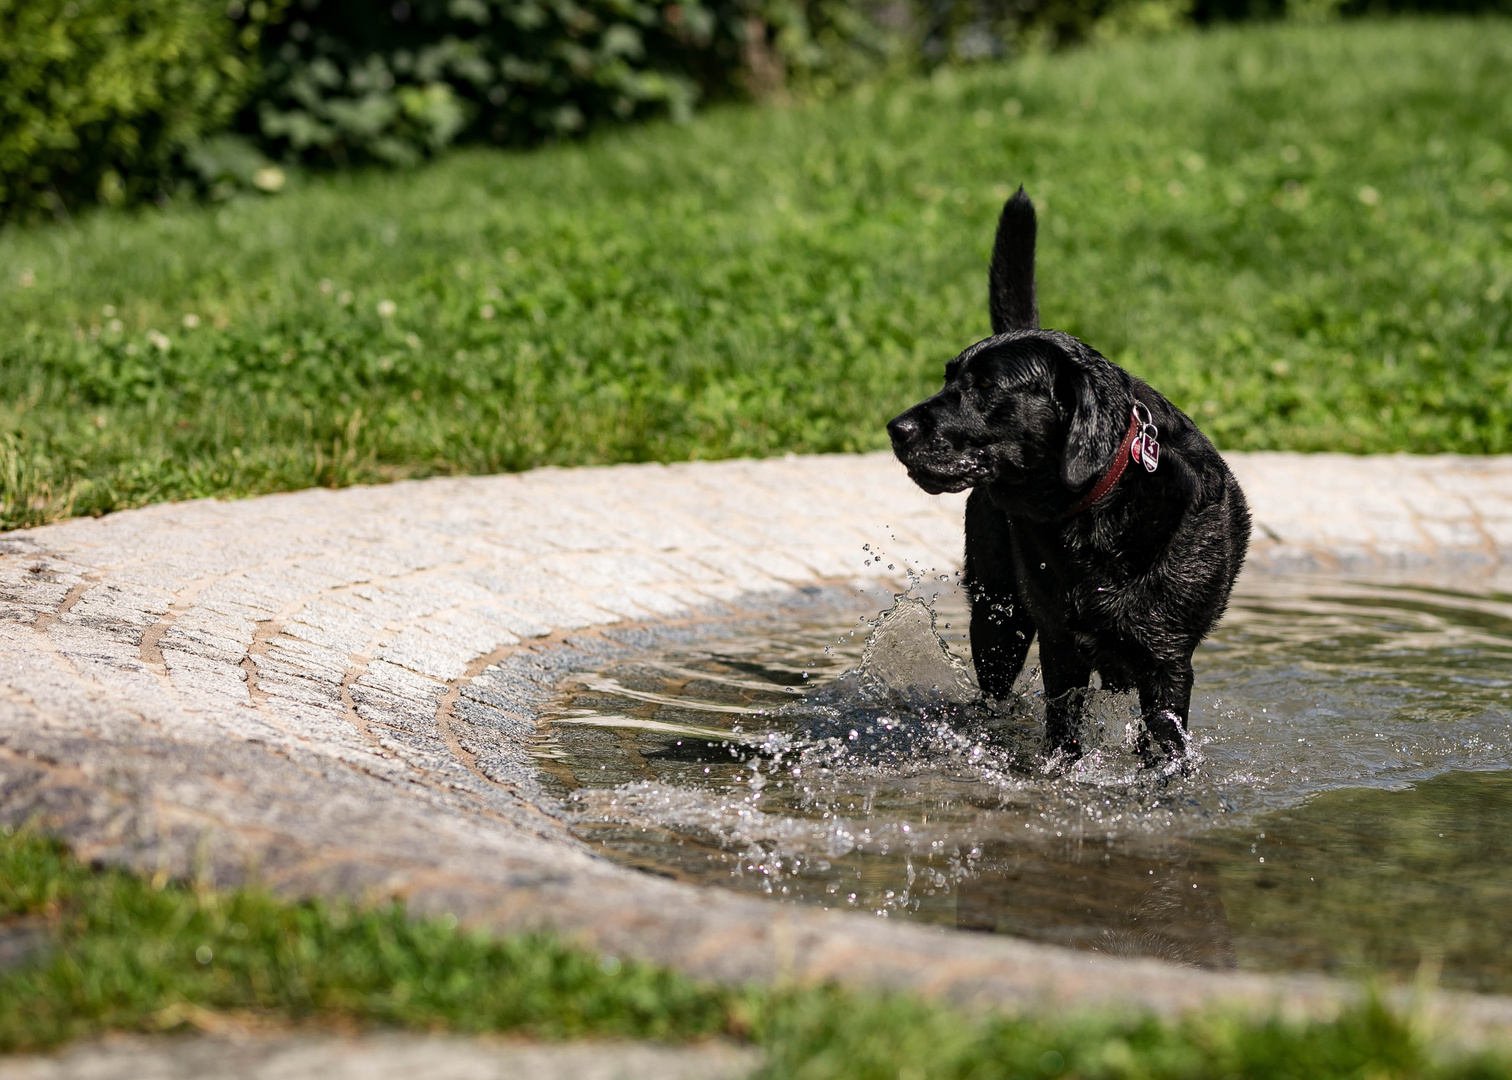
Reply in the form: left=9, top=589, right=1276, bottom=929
left=887, top=188, right=1251, bottom=762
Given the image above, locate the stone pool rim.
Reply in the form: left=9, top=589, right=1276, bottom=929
left=3, top=451, right=1512, bottom=1046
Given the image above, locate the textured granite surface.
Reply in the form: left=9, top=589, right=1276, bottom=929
left=3, top=452, right=1512, bottom=1041
left=0, top=1033, right=759, bottom=1080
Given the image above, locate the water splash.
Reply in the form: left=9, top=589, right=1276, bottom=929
left=856, top=596, right=976, bottom=699
left=534, top=576, right=1512, bottom=985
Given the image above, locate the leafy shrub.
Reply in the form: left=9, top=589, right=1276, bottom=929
left=916, top=0, right=1512, bottom=65
left=916, top=0, right=1191, bottom=62
left=1191, top=0, right=1511, bottom=22
left=239, top=0, right=901, bottom=166
left=0, top=0, right=258, bottom=220
left=4, top=0, right=1507, bottom=216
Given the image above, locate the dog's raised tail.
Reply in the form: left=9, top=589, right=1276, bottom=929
left=988, top=186, right=1038, bottom=334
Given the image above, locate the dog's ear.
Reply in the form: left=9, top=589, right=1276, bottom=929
left=988, top=187, right=1038, bottom=334
left=1060, top=362, right=1127, bottom=491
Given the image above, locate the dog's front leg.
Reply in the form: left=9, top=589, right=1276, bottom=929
left=1038, top=636, right=1092, bottom=758
left=1136, top=658, right=1195, bottom=763
left=963, top=489, right=1036, bottom=698
left=967, top=581, right=1036, bottom=699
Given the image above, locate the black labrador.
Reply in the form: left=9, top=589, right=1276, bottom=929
left=887, top=189, right=1250, bottom=764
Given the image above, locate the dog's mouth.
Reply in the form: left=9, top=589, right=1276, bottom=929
left=894, top=447, right=987, bottom=495
left=888, top=404, right=993, bottom=495
left=904, top=464, right=974, bottom=495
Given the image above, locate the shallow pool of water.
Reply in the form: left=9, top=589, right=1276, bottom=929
left=532, top=576, right=1512, bottom=992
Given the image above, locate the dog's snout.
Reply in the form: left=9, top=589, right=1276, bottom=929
left=887, top=413, right=921, bottom=449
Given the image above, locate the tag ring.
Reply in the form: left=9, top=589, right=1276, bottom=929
left=1130, top=401, right=1160, bottom=473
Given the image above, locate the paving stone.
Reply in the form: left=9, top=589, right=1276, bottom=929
left=0, top=1033, right=760, bottom=1080
left=2, top=451, right=1512, bottom=1052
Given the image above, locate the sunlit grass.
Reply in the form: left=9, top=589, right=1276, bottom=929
left=1, top=18, right=1510, bottom=528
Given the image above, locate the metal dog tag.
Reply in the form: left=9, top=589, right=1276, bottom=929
left=1130, top=402, right=1160, bottom=473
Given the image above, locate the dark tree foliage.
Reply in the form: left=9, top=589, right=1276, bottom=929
left=239, top=0, right=897, bottom=166
left=3, top=0, right=1508, bottom=215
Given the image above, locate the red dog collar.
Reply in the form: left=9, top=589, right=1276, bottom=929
left=1063, top=402, right=1160, bottom=518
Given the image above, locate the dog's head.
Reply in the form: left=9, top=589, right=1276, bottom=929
left=886, top=329, right=1131, bottom=513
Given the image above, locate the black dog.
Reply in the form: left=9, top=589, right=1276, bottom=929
left=887, top=189, right=1250, bottom=763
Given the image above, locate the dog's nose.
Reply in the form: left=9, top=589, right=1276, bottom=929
left=887, top=414, right=920, bottom=449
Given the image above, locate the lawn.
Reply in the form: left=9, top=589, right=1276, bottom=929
left=3, top=827, right=1509, bottom=1078
left=1, top=18, right=1509, bottom=529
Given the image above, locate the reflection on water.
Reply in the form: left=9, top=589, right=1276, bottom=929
left=955, top=840, right=1236, bottom=970
left=531, top=576, right=1512, bottom=991
left=1197, top=771, right=1512, bottom=991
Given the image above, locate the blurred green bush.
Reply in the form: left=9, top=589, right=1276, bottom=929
left=239, top=0, right=900, bottom=166
left=0, top=0, right=258, bottom=219
left=3, top=0, right=1508, bottom=218
left=919, top=0, right=1511, bottom=61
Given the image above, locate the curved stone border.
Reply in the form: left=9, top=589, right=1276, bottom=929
left=3, top=452, right=1512, bottom=1043
left=1233, top=452, right=1512, bottom=580
left=0, top=1033, right=760, bottom=1080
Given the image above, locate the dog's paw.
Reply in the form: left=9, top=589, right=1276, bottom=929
left=1137, top=712, right=1200, bottom=777
left=1037, top=738, right=1087, bottom=775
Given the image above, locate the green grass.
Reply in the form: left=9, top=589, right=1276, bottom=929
left=2, top=827, right=1510, bottom=1077
left=2, top=18, right=1510, bottom=528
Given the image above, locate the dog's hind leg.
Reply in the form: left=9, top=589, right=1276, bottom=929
left=963, top=489, right=1036, bottom=698
left=1135, top=658, right=1195, bottom=763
